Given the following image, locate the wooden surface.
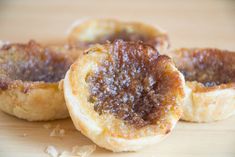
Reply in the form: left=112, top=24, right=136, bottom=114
left=0, top=0, right=235, bottom=156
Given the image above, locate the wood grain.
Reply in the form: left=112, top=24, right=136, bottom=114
left=0, top=0, right=235, bottom=156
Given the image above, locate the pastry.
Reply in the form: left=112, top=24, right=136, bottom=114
left=169, top=48, right=235, bottom=122
left=0, top=40, right=73, bottom=121
left=63, top=40, right=185, bottom=151
left=67, top=19, right=169, bottom=53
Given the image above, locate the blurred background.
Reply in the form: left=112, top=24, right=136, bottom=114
left=0, top=0, right=235, bottom=49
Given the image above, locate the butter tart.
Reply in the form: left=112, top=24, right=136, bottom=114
left=0, top=40, right=73, bottom=121
left=67, top=19, right=169, bottom=53
left=170, top=48, right=235, bottom=122
left=63, top=40, right=185, bottom=152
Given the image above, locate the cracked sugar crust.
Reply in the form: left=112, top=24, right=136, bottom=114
left=0, top=40, right=72, bottom=87
left=173, top=48, right=235, bottom=87
left=87, top=40, right=183, bottom=128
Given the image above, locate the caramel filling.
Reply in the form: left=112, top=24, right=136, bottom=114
left=87, top=40, right=181, bottom=128
left=176, top=49, right=235, bottom=87
left=0, top=41, right=71, bottom=83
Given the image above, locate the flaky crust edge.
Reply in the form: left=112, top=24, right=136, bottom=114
left=181, top=81, right=235, bottom=122
left=63, top=45, right=185, bottom=152
left=0, top=40, right=69, bottom=121
left=167, top=48, right=235, bottom=122
left=0, top=80, right=69, bottom=121
left=67, top=18, right=170, bottom=53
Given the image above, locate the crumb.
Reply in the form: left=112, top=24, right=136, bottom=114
left=45, top=145, right=59, bottom=157
left=50, top=124, right=65, bottom=137
left=58, top=151, right=70, bottom=157
left=43, top=123, right=52, bottom=129
left=58, top=145, right=96, bottom=157
left=72, top=145, right=96, bottom=157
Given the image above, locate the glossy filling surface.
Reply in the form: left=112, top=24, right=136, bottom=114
left=175, top=49, right=235, bottom=87
left=0, top=41, right=72, bottom=83
left=87, top=40, right=182, bottom=128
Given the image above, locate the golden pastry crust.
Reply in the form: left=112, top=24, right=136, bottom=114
left=67, top=19, right=169, bottom=53
left=63, top=40, right=185, bottom=152
left=169, top=48, right=235, bottom=122
left=0, top=40, right=73, bottom=121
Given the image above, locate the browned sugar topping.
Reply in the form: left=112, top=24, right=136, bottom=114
left=0, top=40, right=72, bottom=83
left=87, top=40, right=182, bottom=128
left=175, top=49, right=235, bottom=87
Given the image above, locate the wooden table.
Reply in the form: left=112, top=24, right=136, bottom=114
left=0, top=0, right=235, bottom=156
